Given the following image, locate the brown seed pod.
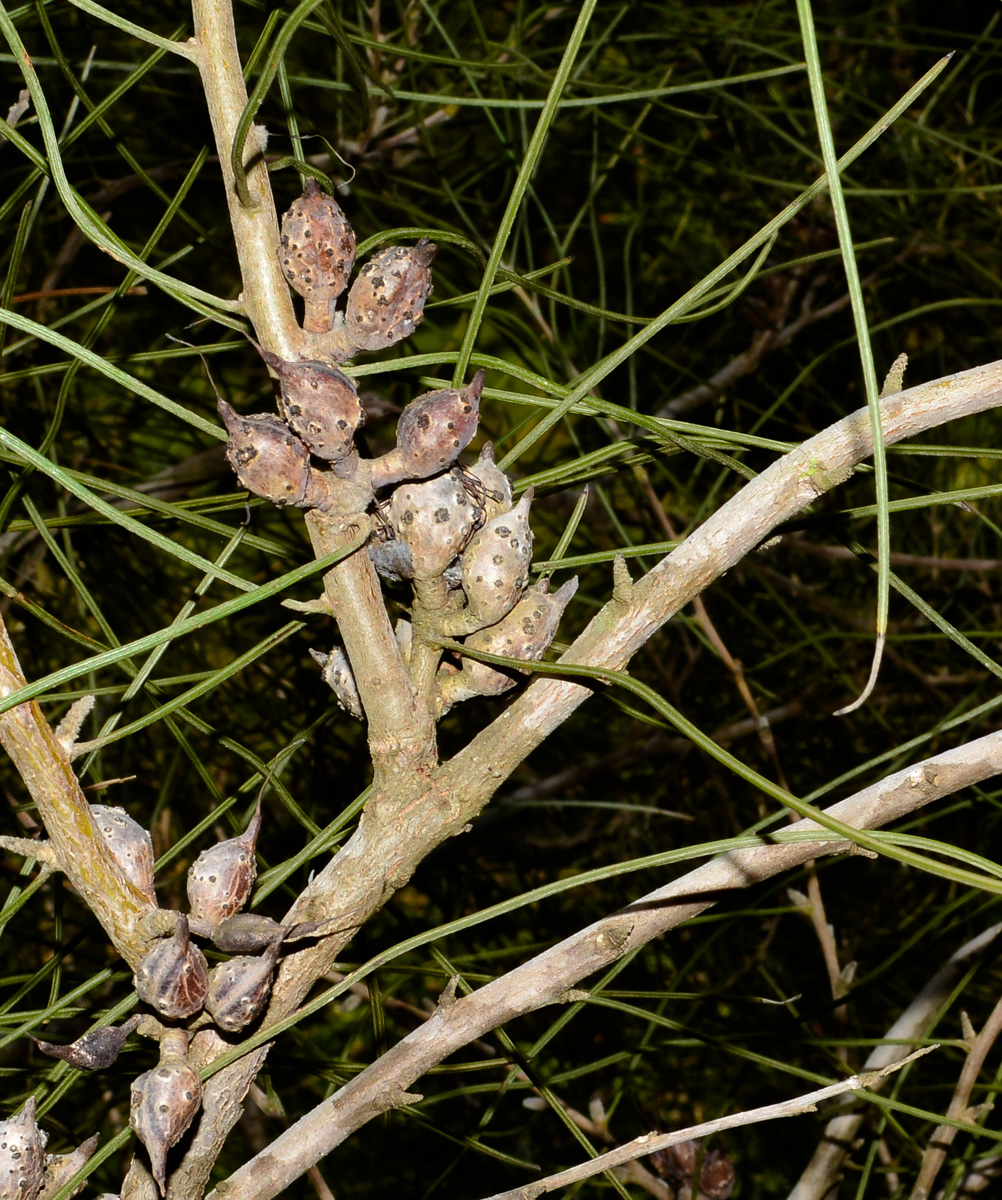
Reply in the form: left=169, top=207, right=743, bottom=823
left=90, top=805, right=156, bottom=905
left=393, top=370, right=484, bottom=482
left=187, top=804, right=262, bottom=932
left=33, top=1015, right=142, bottom=1071
left=0, top=1099, right=47, bottom=1200
left=279, top=179, right=357, bottom=333
left=439, top=577, right=577, bottom=711
left=38, top=1134, right=99, bottom=1200
left=309, top=646, right=363, bottom=720
left=389, top=470, right=477, bottom=580
left=649, top=1141, right=735, bottom=1200
left=209, top=913, right=286, bottom=954
left=217, top=400, right=329, bottom=509
left=259, top=351, right=363, bottom=462
left=134, top=915, right=209, bottom=1021
left=466, top=442, right=512, bottom=522
left=129, top=1031, right=201, bottom=1196
left=456, top=488, right=534, bottom=631
left=344, top=238, right=436, bottom=352
left=205, top=941, right=282, bottom=1033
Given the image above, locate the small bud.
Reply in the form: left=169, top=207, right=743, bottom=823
left=33, top=1015, right=142, bottom=1071
left=392, top=371, right=484, bottom=481
left=38, top=1135, right=99, bottom=1200
left=187, top=804, right=262, bottom=932
left=279, top=179, right=356, bottom=333
left=90, top=805, right=156, bottom=906
left=0, top=1099, right=47, bottom=1200
left=129, top=1032, right=201, bottom=1195
left=344, top=238, right=436, bottom=352
left=218, top=400, right=328, bottom=509
left=260, top=351, right=362, bottom=462
left=439, top=577, right=577, bottom=711
left=389, top=470, right=477, bottom=580
left=310, top=647, right=363, bottom=720
left=134, top=915, right=209, bottom=1020
left=205, top=941, right=282, bottom=1033
left=457, top=488, right=534, bottom=631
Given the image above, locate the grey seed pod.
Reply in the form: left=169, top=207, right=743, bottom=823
left=38, top=1134, right=99, bottom=1200
left=368, top=537, right=415, bottom=583
left=393, top=371, right=484, bottom=481
left=205, top=941, right=282, bottom=1034
left=187, top=804, right=262, bottom=931
left=279, top=179, right=356, bottom=333
left=458, top=488, right=534, bottom=631
left=134, top=915, right=209, bottom=1021
left=389, top=470, right=477, bottom=580
left=90, top=806, right=156, bottom=905
left=0, top=1099, right=47, bottom=1200
left=439, top=577, right=577, bottom=711
left=309, top=647, right=363, bottom=720
left=344, top=238, right=436, bottom=352
left=466, top=442, right=513, bottom=522
left=217, top=400, right=329, bottom=509
left=209, top=913, right=286, bottom=954
left=129, top=1032, right=201, bottom=1196
left=33, top=1015, right=141, bottom=1071
left=260, top=351, right=363, bottom=463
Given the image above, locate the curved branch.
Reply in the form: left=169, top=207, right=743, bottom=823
left=209, top=728, right=1002, bottom=1200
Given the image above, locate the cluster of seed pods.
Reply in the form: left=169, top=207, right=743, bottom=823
left=29, top=801, right=296, bottom=1196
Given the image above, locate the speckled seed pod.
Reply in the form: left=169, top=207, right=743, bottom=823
left=38, top=1135, right=99, bottom=1200
left=310, top=646, right=363, bottom=719
left=260, top=351, right=363, bottom=462
left=279, top=179, right=356, bottom=333
left=90, top=805, right=156, bottom=905
left=389, top=470, right=477, bottom=580
left=0, top=1099, right=47, bottom=1200
left=187, top=804, right=262, bottom=932
left=466, top=442, right=512, bottom=522
left=134, top=916, right=209, bottom=1021
left=344, top=238, right=436, bottom=352
left=129, top=1032, right=201, bottom=1196
left=458, top=488, right=534, bottom=630
left=394, top=371, right=484, bottom=480
left=205, top=941, right=282, bottom=1034
left=439, top=577, right=577, bottom=711
left=217, top=400, right=328, bottom=509
left=33, top=1015, right=141, bottom=1071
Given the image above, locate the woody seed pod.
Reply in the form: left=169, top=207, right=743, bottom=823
left=344, top=238, right=436, bottom=352
left=187, top=803, right=262, bottom=932
left=368, top=537, right=414, bottom=584
left=33, top=1015, right=142, bottom=1071
left=134, top=915, right=209, bottom=1020
left=37, top=1135, right=99, bottom=1200
left=260, top=351, right=363, bottom=462
left=389, top=470, right=477, bottom=580
left=129, top=1031, right=201, bottom=1195
left=439, top=577, right=577, bottom=711
left=279, top=179, right=356, bottom=333
left=90, top=805, right=156, bottom=905
left=205, top=940, right=282, bottom=1033
left=649, top=1141, right=735, bottom=1200
left=309, top=646, right=363, bottom=720
left=218, top=400, right=328, bottom=509
left=209, top=913, right=286, bottom=954
left=393, top=370, right=484, bottom=481
left=457, top=488, right=534, bottom=631
left=0, top=1099, right=47, bottom=1200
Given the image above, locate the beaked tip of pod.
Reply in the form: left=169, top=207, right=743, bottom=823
left=303, top=176, right=321, bottom=198
left=309, top=647, right=329, bottom=668
left=554, top=575, right=579, bottom=603
left=517, top=485, right=535, bottom=507
left=468, top=369, right=486, bottom=398
left=173, top=913, right=191, bottom=951
left=217, top=398, right=239, bottom=432
left=413, top=237, right=438, bottom=265
left=242, top=799, right=262, bottom=848
left=478, top=441, right=496, bottom=463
